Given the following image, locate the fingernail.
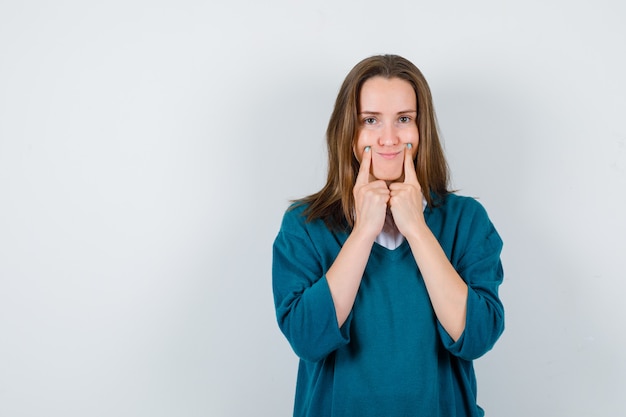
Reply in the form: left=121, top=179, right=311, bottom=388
left=365, top=146, right=371, bottom=152
left=407, top=143, right=412, bottom=149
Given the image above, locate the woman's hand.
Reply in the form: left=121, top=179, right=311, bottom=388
left=390, top=144, right=468, bottom=341
left=353, top=146, right=389, bottom=240
left=327, top=146, right=388, bottom=328
left=389, top=144, right=425, bottom=238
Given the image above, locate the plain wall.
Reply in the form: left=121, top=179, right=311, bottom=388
left=1, top=0, right=625, bottom=415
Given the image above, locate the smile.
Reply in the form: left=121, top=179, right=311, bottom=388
left=377, top=151, right=402, bottom=160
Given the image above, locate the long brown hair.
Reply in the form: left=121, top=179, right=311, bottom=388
left=295, top=54, right=450, bottom=230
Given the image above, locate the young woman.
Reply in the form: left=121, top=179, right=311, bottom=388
left=272, top=54, right=504, bottom=417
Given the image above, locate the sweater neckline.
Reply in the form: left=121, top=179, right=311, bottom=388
left=371, top=238, right=411, bottom=259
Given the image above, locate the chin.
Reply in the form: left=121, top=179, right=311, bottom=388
left=373, top=168, right=403, bottom=182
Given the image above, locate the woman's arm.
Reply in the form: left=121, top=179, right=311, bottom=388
left=403, top=223, right=468, bottom=341
left=326, top=147, right=389, bottom=327
left=389, top=145, right=468, bottom=341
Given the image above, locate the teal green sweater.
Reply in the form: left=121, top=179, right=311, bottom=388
left=272, top=194, right=504, bottom=417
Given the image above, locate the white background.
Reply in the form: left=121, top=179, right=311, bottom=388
left=1, top=0, right=625, bottom=416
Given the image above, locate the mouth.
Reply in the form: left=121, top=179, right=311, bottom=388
left=376, top=151, right=402, bottom=160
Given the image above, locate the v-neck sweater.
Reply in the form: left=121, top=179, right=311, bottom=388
left=272, top=193, right=504, bottom=417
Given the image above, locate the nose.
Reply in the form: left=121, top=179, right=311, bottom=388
left=378, top=124, right=399, bottom=146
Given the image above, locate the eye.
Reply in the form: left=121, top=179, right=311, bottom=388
left=398, top=116, right=412, bottom=123
left=363, top=117, right=377, bottom=125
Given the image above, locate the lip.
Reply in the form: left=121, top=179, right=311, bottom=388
left=376, top=151, right=402, bottom=160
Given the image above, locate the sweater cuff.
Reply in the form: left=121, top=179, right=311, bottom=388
left=290, top=275, right=351, bottom=362
left=437, top=286, right=500, bottom=361
left=316, top=275, right=352, bottom=342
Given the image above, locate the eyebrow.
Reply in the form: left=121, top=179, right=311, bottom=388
left=359, top=110, right=417, bottom=115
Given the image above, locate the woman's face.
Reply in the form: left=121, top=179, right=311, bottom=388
left=354, top=76, right=419, bottom=183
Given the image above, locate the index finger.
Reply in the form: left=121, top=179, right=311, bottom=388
left=355, top=146, right=372, bottom=186
left=403, top=143, right=418, bottom=184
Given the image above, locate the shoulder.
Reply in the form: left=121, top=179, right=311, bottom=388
left=431, top=193, right=503, bottom=264
left=278, top=202, right=329, bottom=239
left=280, top=202, right=309, bottom=230
left=432, top=193, right=501, bottom=244
left=435, top=193, right=489, bottom=219
left=275, top=202, right=347, bottom=263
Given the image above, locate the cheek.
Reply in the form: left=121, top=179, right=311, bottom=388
left=408, top=130, right=419, bottom=156
left=354, top=132, right=372, bottom=162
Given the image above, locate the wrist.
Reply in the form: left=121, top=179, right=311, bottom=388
left=350, top=223, right=379, bottom=245
left=404, top=221, right=431, bottom=247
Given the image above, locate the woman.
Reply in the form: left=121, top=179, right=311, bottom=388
left=272, top=54, right=504, bottom=417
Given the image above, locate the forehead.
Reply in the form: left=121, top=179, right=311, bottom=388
left=359, top=76, right=416, bottom=111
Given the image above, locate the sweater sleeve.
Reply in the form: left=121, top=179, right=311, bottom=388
left=438, top=200, right=505, bottom=361
left=272, top=211, right=351, bottom=362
